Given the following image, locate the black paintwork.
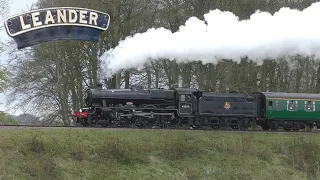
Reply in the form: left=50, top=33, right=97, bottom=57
left=84, top=88, right=175, bottom=107
left=84, top=87, right=257, bottom=118
left=198, top=92, right=255, bottom=117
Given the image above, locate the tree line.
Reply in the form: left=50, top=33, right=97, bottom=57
left=4, top=0, right=320, bottom=125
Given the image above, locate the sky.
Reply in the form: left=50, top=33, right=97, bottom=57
left=0, top=0, right=37, bottom=115
left=0, top=0, right=37, bottom=41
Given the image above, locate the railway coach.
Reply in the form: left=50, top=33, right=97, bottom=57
left=252, top=92, right=320, bottom=131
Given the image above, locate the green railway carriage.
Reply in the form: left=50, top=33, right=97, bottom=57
left=263, top=92, right=320, bottom=120
left=252, top=92, right=320, bottom=131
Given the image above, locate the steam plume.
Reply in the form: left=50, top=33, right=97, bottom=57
left=101, top=2, right=320, bottom=78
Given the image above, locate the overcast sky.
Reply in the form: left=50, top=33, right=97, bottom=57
left=0, top=0, right=37, bottom=115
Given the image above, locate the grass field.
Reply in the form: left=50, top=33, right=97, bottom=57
left=0, top=128, right=319, bottom=180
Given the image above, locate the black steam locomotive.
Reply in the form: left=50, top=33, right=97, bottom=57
left=78, top=84, right=263, bottom=130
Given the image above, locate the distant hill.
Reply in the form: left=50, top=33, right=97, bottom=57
left=6, top=113, right=41, bottom=125
left=3, top=112, right=67, bottom=126
left=0, top=111, right=19, bottom=125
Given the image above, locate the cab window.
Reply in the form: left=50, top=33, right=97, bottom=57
left=180, top=94, right=191, bottom=102
left=180, top=95, right=186, bottom=102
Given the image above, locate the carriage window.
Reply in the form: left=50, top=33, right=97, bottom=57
left=305, top=101, right=315, bottom=112
left=276, top=101, right=282, bottom=111
left=287, top=100, right=298, bottom=111
left=268, top=101, right=273, bottom=110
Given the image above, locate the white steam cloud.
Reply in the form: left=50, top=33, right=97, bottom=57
left=100, top=2, right=320, bottom=78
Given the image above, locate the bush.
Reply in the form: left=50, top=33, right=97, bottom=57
left=95, top=136, right=149, bottom=164
left=285, top=135, right=320, bottom=179
left=0, top=112, right=19, bottom=125
left=2, top=129, right=319, bottom=180
left=157, top=132, right=205, bottom=160
left=23, top=155, right=61, bottom=180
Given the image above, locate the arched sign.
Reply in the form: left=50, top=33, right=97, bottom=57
left=4, top=7, right=110, bottom=49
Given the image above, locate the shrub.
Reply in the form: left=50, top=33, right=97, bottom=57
left=158, top=132, right=205, bottom=160
left=285, top=135, right=320, bottom=179
left=95, top=136, right=149, bottom=164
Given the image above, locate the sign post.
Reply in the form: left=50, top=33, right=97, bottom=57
left=4, top=7, right=110, bottom=49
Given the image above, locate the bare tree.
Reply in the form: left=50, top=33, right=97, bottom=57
left=5, top=0, right=320, bottom=125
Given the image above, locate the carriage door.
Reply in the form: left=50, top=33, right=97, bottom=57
left=178, top=94, right=193, bottom=117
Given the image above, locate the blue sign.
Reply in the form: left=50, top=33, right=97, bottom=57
left=4, top=7, right=110, bottom=49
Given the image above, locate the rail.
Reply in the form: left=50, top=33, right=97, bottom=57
left=0, top=124, right=318, bottom=133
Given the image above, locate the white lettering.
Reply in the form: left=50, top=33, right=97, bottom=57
left=11, top=8, right=108, bottom=36
left=79, top=10, right=87, bottom=24
left=69, top=10, right=77, bottom=23
left=19, top=16, right=31, bottom=30
left=31, top=12, right=42, bottom=27
left=45, top=11, right=55, bottom=24
left=57, top=10, right=67, bottom=23
left=182, top=105, right=190, bottom=109
left=89, top=12, right=98, bottom=26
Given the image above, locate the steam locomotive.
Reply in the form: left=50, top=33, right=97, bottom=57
left=74, top=84, right=320, bottom=131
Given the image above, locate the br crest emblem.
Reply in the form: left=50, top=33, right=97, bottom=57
left=224, top=102, right=231, bottom=110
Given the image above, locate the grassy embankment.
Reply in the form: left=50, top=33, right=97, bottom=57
left=0, top=128, right=319, bottom=180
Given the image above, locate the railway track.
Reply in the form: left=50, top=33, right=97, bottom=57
left=0, top=124, right=319, bottom=133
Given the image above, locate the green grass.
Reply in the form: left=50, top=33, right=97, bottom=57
left=0, top=128, right=319, bottom=180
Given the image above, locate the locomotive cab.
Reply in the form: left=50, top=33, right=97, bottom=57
left=174, top=88, right=199, bottom=117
